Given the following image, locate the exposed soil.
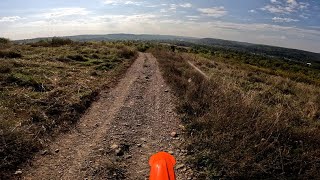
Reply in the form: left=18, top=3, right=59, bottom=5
left=17, top=53, right=192, bottom=180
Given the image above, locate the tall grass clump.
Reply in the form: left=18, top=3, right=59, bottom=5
left=152, top=48, right=320, bottom=179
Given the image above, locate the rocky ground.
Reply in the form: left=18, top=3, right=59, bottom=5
left=16, top=53, right=193, bottom=180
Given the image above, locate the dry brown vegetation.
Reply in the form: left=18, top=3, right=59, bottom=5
left=151, top=47, right=320, bottom=179
left=0, top=40, right=137, bottom=178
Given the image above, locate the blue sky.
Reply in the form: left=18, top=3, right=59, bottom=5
left=0, top=0, right=320, bottom=52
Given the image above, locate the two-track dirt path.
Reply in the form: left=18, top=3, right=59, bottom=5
left=20, top=53, right=192, bottom=180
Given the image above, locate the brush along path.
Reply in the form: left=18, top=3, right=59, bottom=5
left=20, top=53, right=191, bottom=180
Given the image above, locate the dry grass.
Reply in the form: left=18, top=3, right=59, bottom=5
left=151, top=48, right=320, bottom=179
left=0, top=41, right=137, bottom=178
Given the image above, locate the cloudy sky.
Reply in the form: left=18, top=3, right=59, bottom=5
left=1, top=0, right=320, bottom=52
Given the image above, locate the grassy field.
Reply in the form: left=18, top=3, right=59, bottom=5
left=151, top=46, right=320, bottom=179
left=0, top=39, right=137, bottom=177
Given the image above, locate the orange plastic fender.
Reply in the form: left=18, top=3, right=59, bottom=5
left=149, top=152, right=176, bottom=180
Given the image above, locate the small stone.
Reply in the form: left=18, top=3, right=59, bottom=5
left=176, top=164, right=185, bottom=170
left=137, top=144, right=142, bottom=147
left=181, top=167, right=187, bottom=172
left=125, top=155, right=132, bottom=159
left=164, top=90, right=169, bottom=92
left=140, top=138, right=147, bottom=142
left=179, top=125, right=186, bottom=130
left=14, top=170, right=22, bottom=175
left=55, top=149, right=59, bottom=153
left=261, top=138, right=266, bottom=142
left=168, top=151, right=174, bottom=155
left=115, top=148, right=124, bottom=156
left=40, top=150, right=48, bottom=155
left=110, top=144, right=119, bottom=150
left=170, top=132, right=178, bottom=138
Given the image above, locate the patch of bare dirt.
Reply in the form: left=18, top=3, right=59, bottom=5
left=17, top=53, right=192, bottom=180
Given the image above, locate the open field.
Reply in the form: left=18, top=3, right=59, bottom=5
left=0, top=39, right=137, bottom=178
left=152, top=46, right=320, bottom=179
left=1, top=38, right=320, bottom=179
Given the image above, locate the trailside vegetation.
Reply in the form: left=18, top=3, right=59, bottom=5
left=151, top=45, right=320, bottom=179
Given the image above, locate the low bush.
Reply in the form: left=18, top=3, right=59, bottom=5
left=0, top=51, right=22, bottom=59
left=117, top=47, right=136, bottom=59
left=0, top=38, right=10, bottom=45
left=51, top=37, right=73, bottom=47
left=137, top=44, right=150, bottom=52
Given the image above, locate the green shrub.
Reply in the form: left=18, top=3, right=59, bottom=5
left=0, top=38, right=10, bottom=44
left=30, top=39, right=50, bottom=47
left=137, top=44, right=150, bottom=52
left=51, top=37, right=73, bottom=47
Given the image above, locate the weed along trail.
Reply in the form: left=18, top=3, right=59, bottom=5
left=20, top=53, right=191, bottom=180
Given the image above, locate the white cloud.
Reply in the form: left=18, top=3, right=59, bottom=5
left=248, top=9, right=256, bottom=13
left=272, top=17, right=299, bottom=22
left=0, top=16, right=23, bottom=22
left=287, top=0, right=297, bottom=6
left=169, top=4, right=177, bottom=11
left=165, top=3, right=193, bottom=11
left=261, top=5, right=293, bottom=14
left=160, top=9, right=168, bottom=13
left=103, top=0, right=142, bottom=6
left=198, top=7, right=227, bottom=17
left=261, top=0, right=309, bottom=14
left=180, top=3, right=192, bottom=8
left=41, top=8, right=90, bottom=19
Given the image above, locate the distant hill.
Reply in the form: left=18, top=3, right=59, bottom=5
left=192, top=38, right=320, bottom=63
left=15, top=34, right=195, bottom=43
left=15, top=33, right=320, bottom=63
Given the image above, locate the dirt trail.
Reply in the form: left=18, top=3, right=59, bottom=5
left=20, top=53, right=192, bottom=180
